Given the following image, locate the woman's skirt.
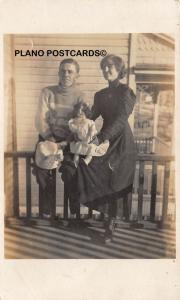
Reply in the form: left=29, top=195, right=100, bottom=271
left=59, top=133, right=137, bottom=217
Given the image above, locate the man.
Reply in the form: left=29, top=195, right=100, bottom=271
left=35, top=58, right=84, bottom=218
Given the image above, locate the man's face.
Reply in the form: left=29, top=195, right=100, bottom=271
left=59, top=63, right=78, bottom=87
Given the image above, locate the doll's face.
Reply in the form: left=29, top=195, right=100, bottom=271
left=76, top=105, right=86, bottom=119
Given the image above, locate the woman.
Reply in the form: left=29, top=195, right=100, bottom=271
left=60, top=54, right=137, bottom=242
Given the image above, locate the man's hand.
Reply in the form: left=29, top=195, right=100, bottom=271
left=58, top=141, right=68, bottom=149
left=72, top=133, right=80, bottom=142
left=55, top=150, right=64, bottom=161
left=46, top=136, right=56, bottom=142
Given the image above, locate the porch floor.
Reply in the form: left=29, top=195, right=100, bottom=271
left=4, top=220, right=176, bottom=259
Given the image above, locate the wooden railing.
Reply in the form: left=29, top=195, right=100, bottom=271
left=134, top=136, right=171, bottom=154
left=4, top=151, right=174, bottom=226
left=135, top=137, right=153, bottom=154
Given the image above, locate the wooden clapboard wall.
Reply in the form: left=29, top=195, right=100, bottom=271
left=12, top=34, right=130, bottom=211
left=13, top=34, right=128, bottom=150
left=13, top=34, right=129, bottom=151
left=4, top=35, right=14, bottom=216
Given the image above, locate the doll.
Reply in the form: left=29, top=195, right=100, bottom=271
left=68, top=101, right=109, bottom=167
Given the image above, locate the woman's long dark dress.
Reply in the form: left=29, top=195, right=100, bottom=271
left=61, top=81, right=137, bottom=216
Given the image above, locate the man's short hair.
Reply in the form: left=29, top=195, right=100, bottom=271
left=59, top=58, right=80, bottom=74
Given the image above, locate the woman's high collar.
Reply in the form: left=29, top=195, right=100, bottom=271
left=108, top=78, right=120, bottom=89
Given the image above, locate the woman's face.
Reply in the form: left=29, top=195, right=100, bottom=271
left=102, top=62, right=119, bottom=82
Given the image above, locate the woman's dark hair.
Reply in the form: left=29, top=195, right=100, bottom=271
left=59, top=58, right=80, bottom=74
left=72, top=101, right=92, bottom=119
left=100, top=54, right=126, bottom=79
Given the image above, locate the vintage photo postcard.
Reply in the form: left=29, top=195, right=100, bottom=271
left=1, top=1, right=180, bottom=300
left=4, top=33, right=175, bottom=259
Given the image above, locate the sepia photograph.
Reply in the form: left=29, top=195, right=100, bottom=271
left=4, top=33, right=175, bottom=259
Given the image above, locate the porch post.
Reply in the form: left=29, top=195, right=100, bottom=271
left=4, top=35, right=17, bottom=217
left=127, top=33, right=137, bottom=132
left=152, top=88, right=159, bottom=153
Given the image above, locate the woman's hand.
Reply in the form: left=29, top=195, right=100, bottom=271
left=104, top=139, right=109, bottom=144
left=88, top=135, right=99, bottom=145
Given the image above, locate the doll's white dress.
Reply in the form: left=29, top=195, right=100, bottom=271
left=68, top=118, right=109, bottom=156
